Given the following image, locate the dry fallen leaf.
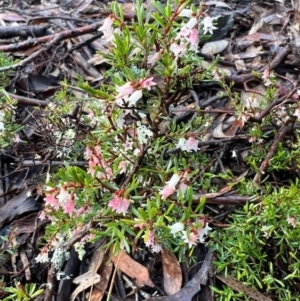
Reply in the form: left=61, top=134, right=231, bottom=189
left=70, top=271, right=101, bottom=301
left=217, top=274, right=274, bottom=301
left=112, top=250, right=155, bottom=287
left=161, top=246, right=182, bottom=295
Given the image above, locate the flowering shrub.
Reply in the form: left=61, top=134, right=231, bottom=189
left=38, top=0, right=218, bottom=263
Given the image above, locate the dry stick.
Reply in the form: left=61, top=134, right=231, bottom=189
left=0, top=20, right=105, bottom=70
left=6, top=92, right=49, bottom=107
left=0, top=24, right=50, bottom=38
left=253, top=118, right=295, bottom=184
left=250, top=88, right=298, bottom=123
left=44, top=264, right=57, bottom=301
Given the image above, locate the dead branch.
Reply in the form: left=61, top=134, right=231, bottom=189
left=0, top=24, right=50, bottom=39
left=0, top=20, right=104, bottom=54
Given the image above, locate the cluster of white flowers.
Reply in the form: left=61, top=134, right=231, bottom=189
left=137, top=121, right=153, bottom=144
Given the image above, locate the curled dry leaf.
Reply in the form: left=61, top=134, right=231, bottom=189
left=70, top=271, right=101, bottom=301
left=161, top=246, right=182, bottom=295
left=90, top=252, right=113, bottom=301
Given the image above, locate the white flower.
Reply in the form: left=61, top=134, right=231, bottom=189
left=133, top=148, right=141, bottom=156
left=294, top=108, right=300, bottom=119
left=166, top=173, right=181, bottom=189
left=178, top=8, right=192, bottom=18
left=151, top=244, right=162, bottom=253
left=202, top=16, right=218, bottom=35
left=185, top=17, right=198, bottom=30
left=35, top=251, right=49, bottom=263
left=57, top=189, right=71, bottom=206
left=176, top=137, right=188, bottom=151
left=169, top=222, right=184, bottom=236
left=198, top=223, right=212, bottom=243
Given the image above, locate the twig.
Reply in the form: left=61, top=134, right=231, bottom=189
left=43, top=264, right=57, bottom=301
left=7, top=92, right=49, bottom=107
left=0, top=20, right=105, bottom=68
left=253, top=117, right=295, bottom=183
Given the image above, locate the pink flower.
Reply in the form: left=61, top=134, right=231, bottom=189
left=14, top=134, right=21, bottom=143
left=118, top=161, right=127, bottom=173
left=44, top=194, right=59, bottom=209
left=140, top=77, right=156, bottom=90
left=189, top=28, right=199, bottom=51
left=77, top=207, right=85, bottom=216
left=177, top=26, right=191, bottom=39
left=170, top=42, right=187, bottom=58
left=123, top=139, right=132, bottom=150
left=143, top=229, right=161, bottom=253
left=108, top=194, right=130, bottom=215
left=99, top=15, right=114, bottom=39
left=85, top=146, right=93, bottom=158
left=127, top=90, right=143, bottom=106
left=39, top=210, right=46, bottom=220
left=144, top=229, right=155, bottom=247
left=147, top=52, right=160, bottom=65
left=178, top=182, right=188, bottom=194
left=64, top=199, right=75, bottom=216
left=159, top=173, right=181, bottom=199
left=186, top=136, right=199, bottom=152
left=116, top=82, right=135, bottom=97
left=159, top=185, right=175, bottom=199
left=182, top=230, right=198, bottom=248
left=287, top=216, right=297, bottom=228
left=167, top=173, right=181, bottom=188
